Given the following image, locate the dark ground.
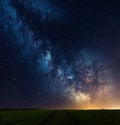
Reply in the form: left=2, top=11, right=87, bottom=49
left=0, top=109, right=120, bottom=125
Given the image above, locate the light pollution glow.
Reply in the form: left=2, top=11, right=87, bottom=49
left=66, top=83, right=120, bottom=109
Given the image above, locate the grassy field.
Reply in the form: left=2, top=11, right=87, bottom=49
left=0, top=109, right=120, bottom=125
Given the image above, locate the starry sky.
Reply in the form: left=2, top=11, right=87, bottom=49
left=0, top=0, right=120, bottom=109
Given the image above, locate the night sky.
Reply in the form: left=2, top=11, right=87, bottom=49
left=0, top=0, right=120, bottom=109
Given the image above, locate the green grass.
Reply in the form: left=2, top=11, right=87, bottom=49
left=68, top=110, right=120, bottom=125
left=0, top=109, right=120, bottom=125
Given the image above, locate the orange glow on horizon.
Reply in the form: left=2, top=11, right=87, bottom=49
left=74, top=103, right=120, bottom=110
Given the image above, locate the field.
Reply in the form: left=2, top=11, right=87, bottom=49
left=0, top=109, right=120, bottom=125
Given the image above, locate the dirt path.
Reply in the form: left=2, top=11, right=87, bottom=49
left=38, top=110, right=80, bottom=125
left=38, top=110, right=58, bottom=125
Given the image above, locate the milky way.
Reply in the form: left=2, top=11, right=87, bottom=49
left=0, top=0, right=120, bottom=109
